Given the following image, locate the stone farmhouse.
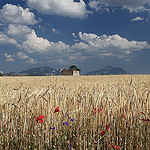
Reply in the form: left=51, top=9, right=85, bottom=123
left=61, top=68, right=80, bottom=76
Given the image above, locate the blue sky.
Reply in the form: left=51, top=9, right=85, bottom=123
left=0, top=0, right=150, bottom=74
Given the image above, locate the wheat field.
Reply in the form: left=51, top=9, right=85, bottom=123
left=0, top=75, right=150, bottom=149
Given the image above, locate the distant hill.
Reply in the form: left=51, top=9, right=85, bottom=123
left=85, top=66, right=130, bottom=75
left=19, top=66, right=62, bottom=76
left=0, top=70, right=5, bottom=76
left=3, top=66, right=130, bottom=76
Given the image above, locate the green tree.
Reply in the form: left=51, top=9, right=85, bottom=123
left=69, top=65, right=77, bottom=70
left=69, top=65, right=81, bottom=72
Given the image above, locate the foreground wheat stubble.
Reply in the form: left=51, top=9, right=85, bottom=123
left=0, top=75, right=150, bottom=149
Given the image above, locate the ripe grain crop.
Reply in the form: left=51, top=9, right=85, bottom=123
left=0, top=75, right=150, bottom=149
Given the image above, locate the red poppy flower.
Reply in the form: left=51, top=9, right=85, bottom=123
left=98, top=108, right=102, bottom=113
left=36, top=115, right=45, bottom=123
left=142, top=119, right=150, bottom=122
left=54, top=107, right=61, bottom=113
left=112, top=145, right=120, bottom=149
left=3, top=125, right=5, bottom=127
left=121, top=115, right=125, bottom=118
left=106, top=125, right=109, bottom=131
left=94, top=108, right=102, bottom=114
left=99, top=130, right=105, bottom=136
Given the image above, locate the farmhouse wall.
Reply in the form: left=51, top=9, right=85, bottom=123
left=61, top=69, right=80, bottom=76
left=72, top=70, right=80, bottom=76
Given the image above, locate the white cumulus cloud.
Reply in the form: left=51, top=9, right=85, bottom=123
left=7, top=24, right=32, bottom=36
left=0, top=4, right=37, bottom=25
left=1, top=21, right=150, bottom=64
left=130, top=16, right=144, bottom=21
left=71, top=32, right=150, bottom=57
left=27, top=0, right=89, bottom=18
left=4, top=53, right=15, bottom=62
left=1, top=24, right=71, bottom=55
left=17, top=52, right=37, bottom=64
left=22, top=30, right=52, bottom=53
left=7, top=24, right=32, bottom=44
left=88, top=0, right=150, bottom=12
left=52, top=28, right=60, bottom=34
left=72, top=33, right=77, bottom=38
left=78, top=32, right=149, bottom=50
left=0, top=32, right=18, bottom=45
left=20, top=28, right=70, bottom=54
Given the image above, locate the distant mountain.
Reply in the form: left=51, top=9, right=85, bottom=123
left=85, top=66, right=130, bottom=75
left=3, top=66, right=130, bottom=76
left=0, top=70, right=5, bottom=76
left=6, top=72, right=27, bottom=76
left=19, top=66, right=62, bottom=76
